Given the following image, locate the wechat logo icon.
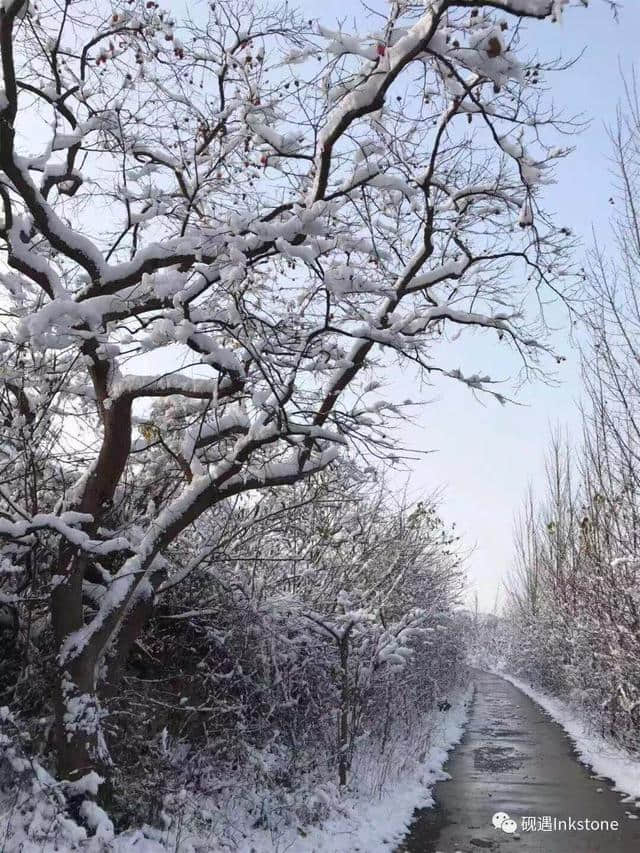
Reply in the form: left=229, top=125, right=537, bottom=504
left=492, top=812, right=518, bottom=834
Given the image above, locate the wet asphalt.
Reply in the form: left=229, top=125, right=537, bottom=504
left=395, top=671, right=640, bottom=853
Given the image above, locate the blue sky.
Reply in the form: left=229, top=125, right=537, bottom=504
left=295, top=0, right=640, bottom=609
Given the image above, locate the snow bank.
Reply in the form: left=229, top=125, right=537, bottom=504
left=493, top=671, right=640, bottom=801
left=253, top=684, right=473, bottom=853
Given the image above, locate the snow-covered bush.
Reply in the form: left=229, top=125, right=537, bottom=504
left=92, top=470, right=468, bottom=836
left=502, top=434, right=640, bottom=752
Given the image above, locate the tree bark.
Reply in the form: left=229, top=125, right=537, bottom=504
left=338, top=634, right=350, bottom=788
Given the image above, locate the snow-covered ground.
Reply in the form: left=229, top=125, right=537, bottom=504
left=493, top=670, right=640, bottom=804
left=263, top=684, right=473, bottom=853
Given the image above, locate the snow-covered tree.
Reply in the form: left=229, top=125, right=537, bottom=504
left=0, top=0, right=584, bottom=791
left=504, top=427, right=640, bottom=748
left=70, top=468, right=466, bottom=827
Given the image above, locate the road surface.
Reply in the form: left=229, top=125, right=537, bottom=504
left=395, top=671, right=640, bottom=852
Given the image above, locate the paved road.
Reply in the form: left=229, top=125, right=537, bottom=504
left=395, top=671, right=640, bottom=853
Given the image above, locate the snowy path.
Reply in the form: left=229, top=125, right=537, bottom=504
left=395, top=671, right=640, bottom=852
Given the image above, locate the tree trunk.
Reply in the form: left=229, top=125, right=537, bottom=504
left=49, top=384, right=134, bottom=790
left=51, top=555, right=103, bottom=785
left=338, top=635, right=350, bottom=787
left=101, top=591, right=157, bottom=700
